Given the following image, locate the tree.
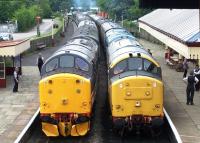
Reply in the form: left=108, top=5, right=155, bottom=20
left=14, top=5, right=38, bottom=31
left=97, top=0, right=151, bottom=21
left=38, top=0, right=52, bottom=18
left=49, top=0, right=74, bottom=12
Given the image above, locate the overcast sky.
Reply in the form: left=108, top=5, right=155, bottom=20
left=73, top=0, right=97, bottom=7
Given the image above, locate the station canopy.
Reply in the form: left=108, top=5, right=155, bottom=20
left=0, top=39, right=30, bottom=57
left=139, top=9, right=200, bottom=46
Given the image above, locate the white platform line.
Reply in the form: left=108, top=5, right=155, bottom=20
left=164, top=108, right=182, bottom=143
left=14, top=108, right=40, bottom=143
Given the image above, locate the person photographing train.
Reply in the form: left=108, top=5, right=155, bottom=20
left=183, top=71, right=199, bottom=105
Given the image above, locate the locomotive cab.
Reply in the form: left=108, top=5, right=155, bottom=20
left=109, top=53, right=164, bottom=131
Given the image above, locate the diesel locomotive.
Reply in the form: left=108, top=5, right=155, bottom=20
left=39, top=15, right=99, bottom=137
left=90, top=14, right=164, bottom=135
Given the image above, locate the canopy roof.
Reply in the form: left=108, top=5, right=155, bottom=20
left=0, top=39, right=30, bottom=57
left=139, top=9, right=200, bottom=46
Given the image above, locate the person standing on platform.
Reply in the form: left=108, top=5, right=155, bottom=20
left=183, top=71, right=199, bottom=105
left=13, top=67, right=19, bottom=92
left=147, top=49, right=152, bottom=56
left=36, top=53, right=44, bottom=75
left=183, top=58, right=189, bottom=78
left=194, top=64, right=200, bottom=91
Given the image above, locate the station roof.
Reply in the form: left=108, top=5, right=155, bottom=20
left=0, top=39, right=30, bottom=57
left=139, top=9, right=200, bottom=46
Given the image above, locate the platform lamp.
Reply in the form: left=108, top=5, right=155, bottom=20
left=36, top=16, right=41, bottom=37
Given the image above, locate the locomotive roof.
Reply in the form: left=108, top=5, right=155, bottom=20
left=44, top=18, right=99, bottom=65
left=72, top=23, right=99, bottom=44
left=107, top=38, right=152, bottom=65
left=106, top=30, right=135, bottom=45
left=101, top=22, right=122, bottom=33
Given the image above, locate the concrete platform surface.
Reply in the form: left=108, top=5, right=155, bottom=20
left=0, top=66, right=40, bottom=143
left=139, top=39, right=200, bottom=143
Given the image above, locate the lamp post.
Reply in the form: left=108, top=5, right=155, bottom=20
left=36, top=16, right=41, bottom=37
left=51, top=16, right=55, bottom=46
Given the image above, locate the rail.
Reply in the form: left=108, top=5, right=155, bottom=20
left=14, top=108, right=40, bottom=143
left=164, top=108, right=182, bottom=143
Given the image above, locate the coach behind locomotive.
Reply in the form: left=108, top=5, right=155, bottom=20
left=39, top=17, right=99, bottom=137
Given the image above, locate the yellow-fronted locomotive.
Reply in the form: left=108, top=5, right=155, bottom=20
left=90, top=14, right=164, bottom=135
left=39, top=15, right=99, bottom=137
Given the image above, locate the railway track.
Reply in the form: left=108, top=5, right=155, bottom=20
left=14, top=108, right=179, bottom=143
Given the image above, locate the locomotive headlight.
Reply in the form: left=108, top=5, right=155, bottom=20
left=126, top=91, right=131, bottom=96
left=155, top=104, right=160, bottom=108
left=82, top=101, right=87, bottom=106
left=115, top=105, right=121, bottom=110
left=135, top=101, right=141, bottom=107
left=145, top=91, right=150, bottom=96
left=119, top=83, right=123, bottom=88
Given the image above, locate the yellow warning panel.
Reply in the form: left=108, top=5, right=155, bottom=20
left=42, top=122, right=59, bottom=137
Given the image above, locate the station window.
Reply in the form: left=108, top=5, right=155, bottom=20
left=60, top=55, right=74, bottom=68
left=114, top=60, right=127, bottom=74
left=75, top=57, right=89, bottom=71
left=46, top=58, right=58, bottom=72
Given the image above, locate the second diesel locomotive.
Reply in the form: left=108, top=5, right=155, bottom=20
left=39, top=15, right=99, bottom=137
left=90, top=14, right=164, bottom=135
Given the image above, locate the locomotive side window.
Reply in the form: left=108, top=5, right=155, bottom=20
left=143, top=59, right=158, bottom=74
left=114, top=60, right=127, bottom=74
left=75, top=57, right=89, bottom=71
left=46, top=58, right=58, bottom=72
left=128, top=58, right=143, bottom=70
left=60, top=55, right=74, bottom=68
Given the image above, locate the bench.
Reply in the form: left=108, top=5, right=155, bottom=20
left=36, top=42, right=46, bottom=50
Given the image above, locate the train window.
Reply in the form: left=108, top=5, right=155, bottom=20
left=143, top=59, right=158, bottom=74
left=128, top=58, right=143, bottom=70
left=114, top=60, right=127, bottom=74
left=60, top=55, right=74, bottom=68
left=46, top=58, right=58, bottom=72
left=75, top=58, right=89, bottom=71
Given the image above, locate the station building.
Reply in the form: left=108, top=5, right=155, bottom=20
left=138, top=9, right=200, bottom=65
left=0, top=39, right=30, bottom=88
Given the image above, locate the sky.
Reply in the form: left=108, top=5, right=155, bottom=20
left=73, top=0, right=97, bottom=7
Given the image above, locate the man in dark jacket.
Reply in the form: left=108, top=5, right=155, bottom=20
left=13, top=67, right=19, bottom=92
left=183, top=71, right=199, bottom=105
left=36, top=53, right=44, bottom=75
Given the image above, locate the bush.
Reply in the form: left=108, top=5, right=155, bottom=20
left=14, top=5, right=38, bottom=32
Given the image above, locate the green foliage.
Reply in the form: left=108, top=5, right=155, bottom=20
left=14, top=5, right=38, bottom=32
left=97, top=0, right=152, bottom=21
left=49, top=0, right=74, bottom=12
left=39, top=0, right=52, bottom=18
left=0, top=0, right=73, bottom=31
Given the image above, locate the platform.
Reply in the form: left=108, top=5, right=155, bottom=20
left=139, top=39, right=200, bottom=143
left=0, top=66, right=40, bottom=143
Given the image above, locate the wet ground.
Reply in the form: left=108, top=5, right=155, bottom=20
left=26, top=44, right=171, bottom=143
